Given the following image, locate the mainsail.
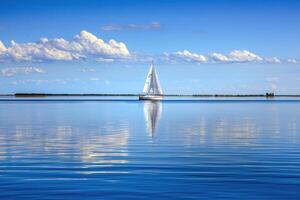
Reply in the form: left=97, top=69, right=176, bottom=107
left=142, top=62, right=163, bottom=95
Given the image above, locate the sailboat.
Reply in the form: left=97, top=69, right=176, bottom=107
left=139, top=62, right=163, bottom=100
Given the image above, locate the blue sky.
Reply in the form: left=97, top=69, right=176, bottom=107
left=0, top=0, right=299, bottom=94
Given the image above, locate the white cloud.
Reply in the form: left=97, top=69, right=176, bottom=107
left=175, top=50, right=207, bottom=63
left=173, top=50, right=263, bottom=64
left=74, top=30, right=130, bottom=57
left=8, top=40, right=77, bottom=62
left=211, top=52, right=229, bottom=62
left=287, top=59, right=298, bottom=64
left=1, top=30, right=130, bottom=62
left=265, top=57, right=281, bottom=64
left=169, top=50, right=292, bottom=65
left=1, top=67, right=45, bottom=76
left=228, top=50, right=263, bottom=63
left=1, top=33, right=299, bottom=66
left=101, top=22, right=161, bottom=32
left=41, top=38, right=84, bottom=55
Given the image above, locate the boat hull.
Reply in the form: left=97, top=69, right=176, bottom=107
left=139, top=95, right=163, bottom=101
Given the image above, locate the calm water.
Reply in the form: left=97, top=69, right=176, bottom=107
left=0, top=99, right=300, bottom=199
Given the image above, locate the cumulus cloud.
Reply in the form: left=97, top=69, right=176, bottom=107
left=101, top=22, right=161, bottom=31
left=74, top=31, right=129, bottom=57
left=228, top=50, right=263, bottom=63
left=175, top=50, right=263, bottom=63
left=211, top=52, right=229, bottom=62
left=1, top=33, right=298, bottom=66
left=175, top=50, right=207, bottom=63
left=1, top=67, right=45, bottom=76
left=173, top=50, right=263, bottom=64
left=0, top=30, right=130, bottom=62
left=170, top=50, right=293, bottom=64
left=8, top=40, right=77, bottom=61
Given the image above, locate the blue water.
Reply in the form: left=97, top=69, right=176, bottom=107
left=0, top=99, right=300, bottom=199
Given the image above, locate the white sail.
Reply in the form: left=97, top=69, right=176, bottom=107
left=152, top=67, right=163, bottom=95
left=142, top=64, right=153, bottom=93
left=142, top=62, right=163, bottom=95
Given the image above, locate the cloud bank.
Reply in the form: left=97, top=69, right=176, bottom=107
left=172, top=50, right=297, bottom=64
left=0, top=30, right=130, bottom=62
left=0, top=31, right=298, bottom=65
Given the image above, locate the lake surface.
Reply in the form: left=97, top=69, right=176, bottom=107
left=0, top=99, right=300, bottom=199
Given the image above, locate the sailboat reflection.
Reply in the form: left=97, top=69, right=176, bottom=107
left=143, top=101, right=162, bottom=137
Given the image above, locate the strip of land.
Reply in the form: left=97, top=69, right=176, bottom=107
left=1, top=93, right=298, bottom=98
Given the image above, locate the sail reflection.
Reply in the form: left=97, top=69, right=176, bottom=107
left=143, top=101, right=162, bottom=137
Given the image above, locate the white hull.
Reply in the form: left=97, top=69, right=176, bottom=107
left=139, top=95, right=163, bottom=101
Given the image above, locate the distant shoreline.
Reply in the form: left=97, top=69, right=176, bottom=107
left=0, top=93, right=299, bottom=98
